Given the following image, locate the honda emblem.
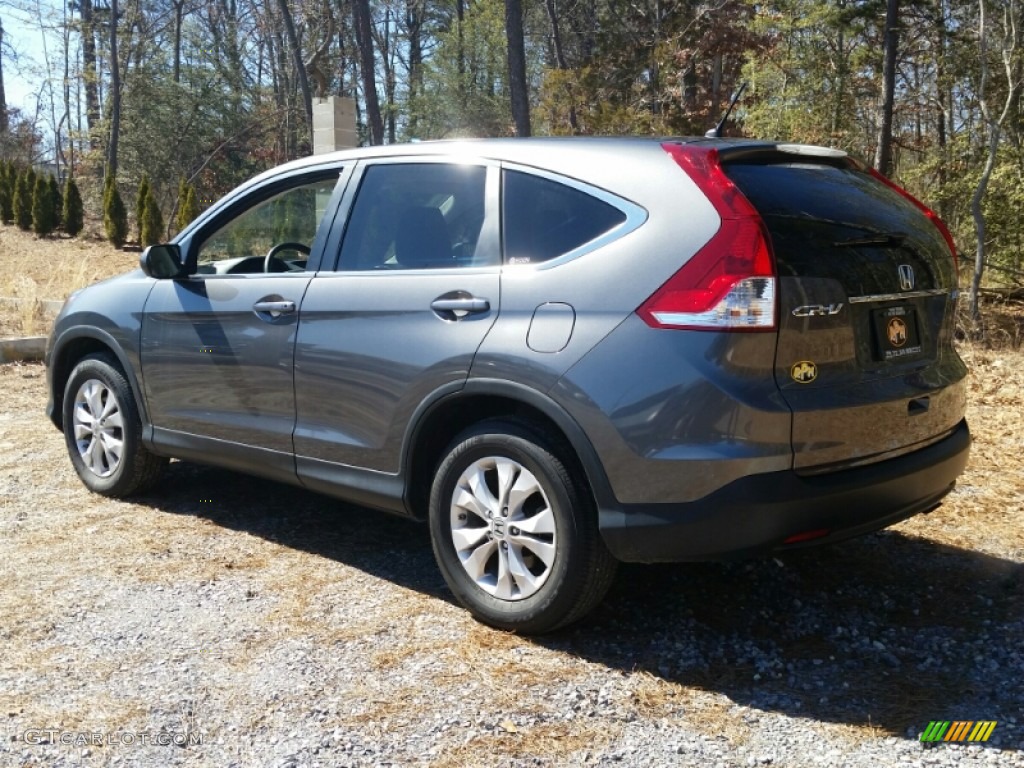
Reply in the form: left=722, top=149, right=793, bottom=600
left=898, top=264, right=915, bottom=291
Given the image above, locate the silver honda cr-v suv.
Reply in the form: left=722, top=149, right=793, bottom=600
left=46, top=138, right=969, bottom=633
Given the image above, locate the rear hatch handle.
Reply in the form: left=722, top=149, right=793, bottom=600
left=908, top=396, right=931, bottom=416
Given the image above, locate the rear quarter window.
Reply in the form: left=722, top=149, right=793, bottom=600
left=502, top=170, right=627, bottom=265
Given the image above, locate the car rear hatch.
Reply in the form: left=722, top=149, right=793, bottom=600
left=718, top=144, right=966, bottom=471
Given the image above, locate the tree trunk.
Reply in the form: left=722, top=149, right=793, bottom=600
left=969, top=0, right=1019, bottom=322
left=832, top=17, right=846, bottom=138
left=61, top=2, right=72, bottom=173
left=874, top=0, right=899, bottom=174
left=456, top=0, right=465, bottom=82
left=107, top=0, right=121, bottom=179
left=277, top=0, right=313, bottom=134
left=373, top=8, right=397, bottom=143
left=0, top=17, right=7, bottom=134
left=336, top=11, right=352, bottom=97
left=935, top=0, right=948, bottom=217
left=80, top=0, right=101, bottom=146
left=353, top=0, right=384, bottom=144
left=172, top=0, right=184, bottom=83
left=971, top=126, right=999, bottom=321
left=543, top=0, right=578, bottom=131
left=504, top=0, right=531, bottom=136
left=405, top=0, right=424, bottom=136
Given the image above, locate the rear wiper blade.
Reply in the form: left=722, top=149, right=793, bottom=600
left=834, top=232, right=907, bottom=247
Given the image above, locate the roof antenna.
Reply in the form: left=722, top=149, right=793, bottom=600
left=705, top=82, right=748, bottom=138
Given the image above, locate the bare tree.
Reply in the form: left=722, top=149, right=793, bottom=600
left=78, top=0, right=101, bottom=145
left=107, top=0, right=121, bottom=178
left=0, top=16, right=7, bottom=134
left=277, top=0, right=313, bottom=131
left=543, top=0, right=577, bottom=132
left=352, top=0, right=384, bottom=144
left=875, top=0, right=900, bottom=174
left=969, top=0, right=1020, bottom=322
left=305, top=6, right=335, bottom=99
left=404, top=0, right=424, bottom=135
left=171, top=0, right=186, bottom=83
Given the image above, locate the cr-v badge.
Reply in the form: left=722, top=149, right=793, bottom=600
left=792, top=303, right=843, bottom=317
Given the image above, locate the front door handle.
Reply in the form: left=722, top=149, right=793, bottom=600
left=253, top=300, right=296, bottom=317
left=430, top=297, right=490, bottom=314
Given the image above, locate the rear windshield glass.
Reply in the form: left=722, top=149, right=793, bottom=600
left=723, top=162, right=950, bottom=279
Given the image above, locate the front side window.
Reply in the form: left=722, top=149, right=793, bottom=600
left=338, top=163, right=491, bottom=270
left=196, top=177, right=338, bottom=273
left=502, top=170, right=628, bottom=265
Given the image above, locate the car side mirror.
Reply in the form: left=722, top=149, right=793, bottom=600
left=140, top=244, right=186, bottom=279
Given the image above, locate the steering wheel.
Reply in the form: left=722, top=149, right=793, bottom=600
left=264, top=242, right=311, bottom=273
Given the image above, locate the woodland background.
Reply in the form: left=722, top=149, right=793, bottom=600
left=1, top=0, right=1024, bottom=321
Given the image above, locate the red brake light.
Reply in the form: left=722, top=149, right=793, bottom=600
left=867, top=168, right=958, bottom=270
left=638, top=144, right=777, bottom=331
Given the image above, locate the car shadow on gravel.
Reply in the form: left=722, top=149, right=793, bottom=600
left=141, top=460, right=452, bottom=602
left=558, top=535, right=1024, bottom=747
left=143, top=461, right=1022, bottom=747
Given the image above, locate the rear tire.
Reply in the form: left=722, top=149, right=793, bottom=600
left=63, top=353, right=167, bottom=497
left=429, top=420, right=617, bottom=634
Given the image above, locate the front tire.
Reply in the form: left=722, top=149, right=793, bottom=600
left=429, top=420, right=617, bottom=633
left=62, top=353, right=167, bottom=497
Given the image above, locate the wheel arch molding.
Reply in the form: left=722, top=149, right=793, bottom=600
left=400, top=378, right=621, bottom=524
left=48, top=327, right=150, bottom=436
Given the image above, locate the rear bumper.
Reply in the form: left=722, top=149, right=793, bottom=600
left=599, top=419, right=970, bottom=563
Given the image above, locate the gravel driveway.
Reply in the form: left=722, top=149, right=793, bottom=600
left=1, top=360, right=1022, bottom=767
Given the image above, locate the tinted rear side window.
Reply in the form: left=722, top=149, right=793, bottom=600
left=723, top=162, right=954, bottom=292
left=503, top=170, right=626, bottom=265
left=339, top=163, right=489, bottom=270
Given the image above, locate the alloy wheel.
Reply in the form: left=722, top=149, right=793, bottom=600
left=449, top=456, right=558, bottom=601
left=72, top=378, right=125, bottom=478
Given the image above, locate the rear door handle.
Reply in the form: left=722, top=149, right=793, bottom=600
left=253, top=300, right=296, bottom=317
left=431, top=297, right=490, bottom=314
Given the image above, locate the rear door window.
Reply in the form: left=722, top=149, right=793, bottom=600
left=502, top=170, right=627, bottom=265
left=337, top=163, right=491, bottom=270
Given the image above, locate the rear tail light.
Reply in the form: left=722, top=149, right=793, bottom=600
left=638, top=144, right=777, bottom=331
left=866, top=167, right=959, bottom=273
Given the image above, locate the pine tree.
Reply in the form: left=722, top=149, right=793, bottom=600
left=140, top=185, right=164, bottom=246
left=176, top=178, right=199, bottom=232
left=32, top=174, right=57, bottom=236
left=0, top=164, right=12, bottom=224
left=49, top=175, right=63, bottom=229
left=136, top=174, right=150, bottom=243
left=63, top=177, right=84, bottom=237
left=104, top=176, right=128, bottom=247
left=14, top=169, right=33, bottom=230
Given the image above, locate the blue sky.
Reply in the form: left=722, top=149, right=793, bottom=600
left=2, top=0, right=61, bottom=117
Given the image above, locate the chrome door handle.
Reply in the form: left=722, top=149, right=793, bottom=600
left=430, top=298, right=490, bottom=313
left=253, top=300, right=296, bottom=317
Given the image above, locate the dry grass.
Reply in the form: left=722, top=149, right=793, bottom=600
left=0, top=227, right=139, bottom=336
left=432, top=719, right=623, bottom=767
left=898, top=309, right=1024, bottom=554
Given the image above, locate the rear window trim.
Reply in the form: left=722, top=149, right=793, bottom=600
left=848, top=288, right=950, bottom=304
left=499, top=162, right=647, bottom=270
